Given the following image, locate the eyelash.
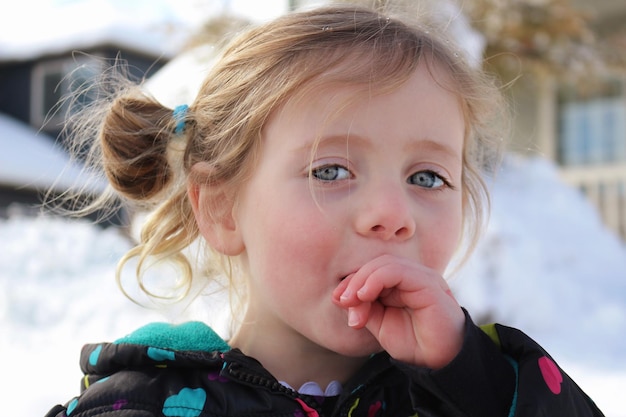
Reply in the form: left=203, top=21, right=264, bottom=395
left=407, top=170, right=455, bottom=190
left=310, top=164, right=352, bottom=182
left=310, top=164, right=454, bottom=190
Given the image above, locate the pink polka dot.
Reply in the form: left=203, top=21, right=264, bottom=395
left=538, top=356, right=563, bottom=395
left=295, top=398, right=319, bottom=417
left=207, top=371, right=229, bottom=382
left=112, top=399, right=128, bottom=410
left=368, top=401, right=382, bottom=417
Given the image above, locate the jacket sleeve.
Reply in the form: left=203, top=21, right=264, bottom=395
left=392, top=309, right=605, bottom=417
left=488, top=322, right=605, bottom=417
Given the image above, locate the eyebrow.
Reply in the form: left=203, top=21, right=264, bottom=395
left=403, top=138, right=462, bottom=161
left=296, top=133, right=461, bottom=161
left=295, top=134, right=355, bottom=151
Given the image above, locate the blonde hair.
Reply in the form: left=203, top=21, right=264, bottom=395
left=62, top=4, right=506, bottom=310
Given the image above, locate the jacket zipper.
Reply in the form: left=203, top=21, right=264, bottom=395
left=223, top=361, right=325, bottom=414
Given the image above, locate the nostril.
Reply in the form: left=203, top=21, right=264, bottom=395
left=395, top=226, right=409, bottom=236
left=368, top=224, right=411, bottom=240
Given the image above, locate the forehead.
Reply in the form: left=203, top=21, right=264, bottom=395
left=281, top=51, right=460, bottom=116
left=263, top=62, right=465, bottom=158
left=274, top=58, right=461, bottom=125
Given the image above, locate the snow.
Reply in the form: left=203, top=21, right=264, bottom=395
left=145, top=44, right=220, bottom=108
left=0, top=0, right=290, bottom=62
left=0, top=114, right=104, bottom=193
left=451, top=156, right=626, bottom=416
left=1, top=0, right=185, bottom=61
left=1, top=154, right=624, bottom=416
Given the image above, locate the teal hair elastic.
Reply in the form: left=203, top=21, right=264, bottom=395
left=173, top=104, right=189, bottom=135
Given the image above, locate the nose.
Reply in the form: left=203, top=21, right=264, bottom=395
left=354, top=183, right=416, bottom=241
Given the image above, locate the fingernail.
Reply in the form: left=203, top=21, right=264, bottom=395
left=348, top=309, right=359, bottom=327
left=340, top=289, right=353, bottom=302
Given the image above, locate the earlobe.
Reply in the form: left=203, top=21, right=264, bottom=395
left=188, top=163, right=245, bottom=256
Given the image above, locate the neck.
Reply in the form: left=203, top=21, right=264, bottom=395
left=229, top=319, right=368, bottom=390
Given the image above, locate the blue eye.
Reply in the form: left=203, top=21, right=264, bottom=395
left=407, top=171, right=447, bottom=188
left=311, top=165, right=351, bottom=181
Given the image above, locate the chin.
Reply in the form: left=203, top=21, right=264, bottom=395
left=327, top=329, right=384, bottom=358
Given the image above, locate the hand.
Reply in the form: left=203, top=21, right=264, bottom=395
left=332, top=254, right=465, bottom=369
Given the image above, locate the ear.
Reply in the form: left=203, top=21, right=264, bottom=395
left=188, top=163, right=244, bottom=256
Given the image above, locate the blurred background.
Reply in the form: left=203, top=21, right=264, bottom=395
left=1, top=0, right=625, bottom=416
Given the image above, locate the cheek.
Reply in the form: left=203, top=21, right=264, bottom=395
left=420, top=199, right=464, bottom=273
left=247, top=196, right=337, bottom=268
left=277, top=212, right=337, bottom=259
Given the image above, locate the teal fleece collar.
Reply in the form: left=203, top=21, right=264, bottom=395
left=114, top=321, right=231, bottom=353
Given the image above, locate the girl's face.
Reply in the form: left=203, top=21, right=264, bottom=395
left=231, top=63, right=465, bottom=360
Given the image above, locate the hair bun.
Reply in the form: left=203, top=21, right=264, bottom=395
left=100, top=95, right=174, bottom=202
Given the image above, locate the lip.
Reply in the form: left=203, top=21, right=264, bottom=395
left=339, top=270, right=358, bottom=281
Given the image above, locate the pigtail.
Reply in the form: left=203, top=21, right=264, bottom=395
left=53, top=62, right=187, bottom=219
left=99, top=93, right=206, bottom=303
left=50, top=61, right=204, bottom=306
left=101, top=95, right=176, bottom=202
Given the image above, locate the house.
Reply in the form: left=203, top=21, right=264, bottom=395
left=503, top=0, right=626, bottom=239
left=0, top=2, right=189, bottom=223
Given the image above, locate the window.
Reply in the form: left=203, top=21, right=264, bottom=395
left=558, top=79, right=626, bottom=166
left=31, top=56, right=102, bottom=132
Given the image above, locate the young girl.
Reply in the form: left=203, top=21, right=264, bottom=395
left=46, top=4, right=604, bottom=417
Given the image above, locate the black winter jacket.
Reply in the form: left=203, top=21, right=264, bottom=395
left=44, top=311, right=604, bottom=417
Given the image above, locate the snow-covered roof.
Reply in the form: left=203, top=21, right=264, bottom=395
left=0, top=0, right=298, bottom=63
left=0, top=114, right=105, bottom=193
left=0, top=0, right=195, bottom=62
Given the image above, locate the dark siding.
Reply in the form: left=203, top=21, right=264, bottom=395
left=0, top=186, right=129, bottom=227
left=0, top=186, right=44, bottom=215
left=0, top=62, right=33, bottom=123
left=0, top=47, right=166, bottom=137
left=99, top=46, right=166, bottom=80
